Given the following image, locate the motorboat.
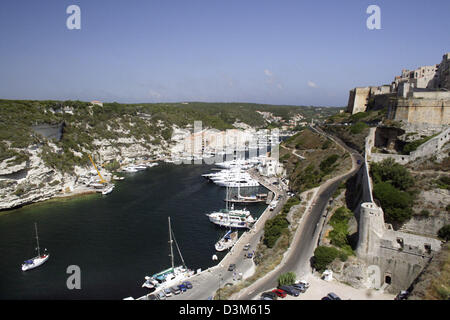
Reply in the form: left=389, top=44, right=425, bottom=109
left=215, top=230, right=239, bottom=252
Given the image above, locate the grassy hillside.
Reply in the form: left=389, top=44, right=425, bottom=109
left=280, top=128, right=352, bottom=193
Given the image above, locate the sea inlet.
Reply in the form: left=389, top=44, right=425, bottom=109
left=0, top=162, right=267, bottom=299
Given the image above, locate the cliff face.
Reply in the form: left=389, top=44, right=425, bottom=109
left=0, top=147, right=66, bottom=210
left=0, top=99, right=339, bottom=210
left=408, top=243, right=449, bottom=300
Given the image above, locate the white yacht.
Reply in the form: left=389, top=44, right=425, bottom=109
left=102, top=184, right=115, bottom=195
left=22, top=223, right=49, bottom=271
left=214, top=179, right=260, bottom=188
left=206, top=209, right=255, bottom=229
left=142, top=217, right=194, bottom=290
left=206, top=189, right=255, bottom=229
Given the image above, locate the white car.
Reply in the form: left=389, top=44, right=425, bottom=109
left=295, top=280, right=310, bottom=288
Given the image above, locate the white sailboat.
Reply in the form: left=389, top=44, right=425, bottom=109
left=142, top=217, right=194, bottom=290
left=21, top=223, right=49, bottom=271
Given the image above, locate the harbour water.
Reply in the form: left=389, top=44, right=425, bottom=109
left=0, top=163, right=267, bottom=299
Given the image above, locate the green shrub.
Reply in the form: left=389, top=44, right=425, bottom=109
left=349, top=122, right=368, bottom=134
left=263, top=213, right=289, bottom=248
left=370, top=158, right=413, bottom=191
left=319, top=154, right=339, bottom=174
left=278, top=272, right=296, bottom=286
left=402, top=133, right=439, bottom=155
left=373, top=182, right=413, bottom=225
left=312, top=246, right=341, bottom=272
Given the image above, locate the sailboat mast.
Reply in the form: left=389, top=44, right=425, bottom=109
left=34, top=223, right=40, bottom=257
left=168, top=217, right=174, bottom=270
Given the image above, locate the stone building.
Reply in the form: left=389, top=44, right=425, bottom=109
left=347, top=52, right=450, bottom=125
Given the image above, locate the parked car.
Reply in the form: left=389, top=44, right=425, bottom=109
left=278, top=285, right=300, bottom=297
left=245, top=252, right=254, bottom=258
left=243, top=243, right=251, bottom=251
left=182, top=281, right=193, bottom=289
left=321, top=296, right=332, bottom=300
left=178, top=283, right=187, bottom=292
left=228, top=264, right=236, bottom=271
left=271, top=289, right=287, bottom=298
left=170, top=286, right=181, bottom=295
left=295, top=280, right=310, bottom=289
left=261, top=292, right=278, bottom=300
left=292, top=283, right=306, bottom=293
left=147, top=294, right=158, bottom=300
left=394, top=290, right=409, bottom=300
left=157, top=291, right=166, bottom=300
left=164, top=288, right=172, bottom=297
left=326, top=292, right=341, bottom=300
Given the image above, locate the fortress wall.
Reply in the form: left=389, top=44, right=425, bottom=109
left=369, top=127, right=450, bottom=165
left=353, top=129, right=443, bottom=292
left=394, top=99, right=450, bottom=125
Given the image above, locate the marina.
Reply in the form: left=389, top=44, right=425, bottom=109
left=0, top=162, right=267, bottom=299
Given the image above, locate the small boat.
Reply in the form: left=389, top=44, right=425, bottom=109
left=22, top=223, right=49, bottom=271
left=113, top=175, right=125, bottom=181
left=102, top=184, right=115, bottom=195
left=215, top=230, right=238, bottom=252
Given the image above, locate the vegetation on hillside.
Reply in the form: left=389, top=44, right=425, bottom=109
left=280, top=128, right=351, bottom=193
left=370, top=158, right=415, bottom=227
left=312, top=245, right=348, bottom=272
left=0, top=99, right=338, bottom=173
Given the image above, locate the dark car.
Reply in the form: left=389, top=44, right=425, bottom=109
left=261, top=292, right=278, bottom=300
left=292, top=283, right=306, bottom=293
left=321, top=296, right=332, bottom=300
left=177, top=284, right=187, bottom=292
left=228, top=264, right=236, bottom=271
left=394, top=290, right=409, bottom=300
left=245, top=252, right=254, bottom=258
left=278, top=285, right=300, bottom=297
left=147, top=294, right=159, bottom=300
left=182, top=281, right=193, bottom=289
left=271, top=289, right=287, bottom=298
left=326, top=292, right=341, bottom=300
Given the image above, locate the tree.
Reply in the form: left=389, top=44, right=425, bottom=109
left=370, top=158, right=413, bottom=191
left=373, top=182, right=413, bottom=225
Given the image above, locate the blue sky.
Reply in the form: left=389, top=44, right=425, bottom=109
left=0, top=0, right=449, bottom=106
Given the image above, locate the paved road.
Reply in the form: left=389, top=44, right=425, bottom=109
left=235, top=126, right=363, bottom=300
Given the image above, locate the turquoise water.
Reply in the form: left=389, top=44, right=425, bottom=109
left=0, top=163, right=266, bottom=299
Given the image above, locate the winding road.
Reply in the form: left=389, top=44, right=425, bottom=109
left=235, top=126, right=363, bottom=300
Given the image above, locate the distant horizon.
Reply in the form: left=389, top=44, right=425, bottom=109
left=0, top=97, right=345, bottom=108
left=1, top=1, right=449, bottom=106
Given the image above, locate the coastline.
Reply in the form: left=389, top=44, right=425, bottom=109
left=0, top=187, right=99, bottom=216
